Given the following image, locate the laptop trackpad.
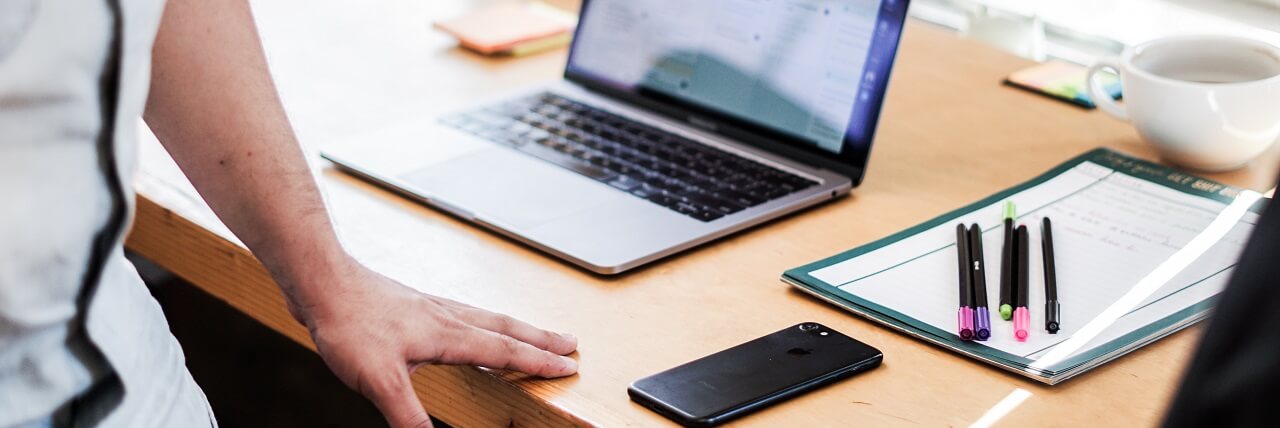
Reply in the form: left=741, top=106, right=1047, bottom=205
left=399, top=148, right=616, bottom=230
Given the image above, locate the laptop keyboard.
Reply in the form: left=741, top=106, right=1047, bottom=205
left=440, top=92, right=819, bottom=222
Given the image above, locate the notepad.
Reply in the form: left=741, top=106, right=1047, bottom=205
left=433, top=2, right=577, bottom=57
left=1004, top=61, right=1121, bottom=109
left=783, top=148, right=1266, bottom=384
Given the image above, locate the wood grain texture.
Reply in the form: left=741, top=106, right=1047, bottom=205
left=126, top=2, right=1280, bottom=426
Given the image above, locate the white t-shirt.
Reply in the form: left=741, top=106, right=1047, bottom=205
left=1, top=0, right=214, bottom=425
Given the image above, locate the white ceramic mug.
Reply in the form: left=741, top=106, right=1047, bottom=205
left=1086, top=35, right=1280, bottom=171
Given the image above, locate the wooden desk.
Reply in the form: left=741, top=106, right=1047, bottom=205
left=126, top=1, right=1280, bottom=426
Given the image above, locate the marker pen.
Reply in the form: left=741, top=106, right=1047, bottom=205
left=1014, top=225, right=1031, bottom=342
left=1043, top=217, right=1061, bottom=334
left=999, top=202, right=1016, bottom=320
left=955, top=224, right=975, bottom=340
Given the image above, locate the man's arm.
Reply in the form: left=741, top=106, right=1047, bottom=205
left=143, top=0, right=578, bottom=426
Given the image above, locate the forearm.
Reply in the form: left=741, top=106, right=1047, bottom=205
left=144, top=0, right=346, bottom=314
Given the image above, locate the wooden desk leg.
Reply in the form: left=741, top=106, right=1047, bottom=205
left=126, top=196, right=592, bottom=428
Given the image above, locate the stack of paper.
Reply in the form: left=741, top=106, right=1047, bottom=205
left=783, top=148, right=1265, bottom=384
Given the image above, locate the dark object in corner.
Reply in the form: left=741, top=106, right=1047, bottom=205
left=1164, top=185, right=1280, bottom=427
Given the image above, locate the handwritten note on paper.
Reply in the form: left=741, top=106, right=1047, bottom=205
left=809, top=161, right=1258, bottom=361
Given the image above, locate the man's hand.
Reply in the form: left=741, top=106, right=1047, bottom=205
left=292, top=259, right=579, bottom=428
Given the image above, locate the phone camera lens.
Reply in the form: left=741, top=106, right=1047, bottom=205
left=799, top=323, right=820, bottom=332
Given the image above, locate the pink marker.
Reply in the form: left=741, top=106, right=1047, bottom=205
left=1013, top=225, right=1031, bottom=342
left=1014, top=307, right=1030, bottom=341
left=958, top=307, right=975, bottom=341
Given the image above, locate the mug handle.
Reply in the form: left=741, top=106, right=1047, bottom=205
left=1086, top=57, right=1127, bottom=121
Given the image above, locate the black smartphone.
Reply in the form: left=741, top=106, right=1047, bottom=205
left=627, top=322, right=883, bottom=427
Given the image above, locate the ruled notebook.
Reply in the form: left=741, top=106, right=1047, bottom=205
left=783, top=148, right=1266, bottom=384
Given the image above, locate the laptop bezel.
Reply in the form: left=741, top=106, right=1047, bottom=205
left=561, top=0, right=911, bottom=186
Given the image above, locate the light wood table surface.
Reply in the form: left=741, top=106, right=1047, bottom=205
left=125, top=1, right=1280, bottom=426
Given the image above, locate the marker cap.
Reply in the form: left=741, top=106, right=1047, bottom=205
left=999, top=304, right=1013, bottom=320
left=958, top=307, right=975, bottom=341
left=1046, top=301, right=1061, bottom=334
left=1013, top=307, right=1030, bottom=342
left=975, top=307, right=991, bottom=341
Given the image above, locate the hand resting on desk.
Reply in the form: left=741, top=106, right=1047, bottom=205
left=295, top=258, right=579, bottom=428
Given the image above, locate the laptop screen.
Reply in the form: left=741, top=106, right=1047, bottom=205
left=565, top=0, right=909, bottom=178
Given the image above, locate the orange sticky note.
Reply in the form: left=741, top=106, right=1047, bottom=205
left=433, top=2, right=576, bottom=56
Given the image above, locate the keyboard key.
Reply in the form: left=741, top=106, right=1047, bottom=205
left=608, top=176, right=641, bottom=191
left=692, top=210, right=725, bottom=222
left=686, top=193, right=745, bottom=215
left=646, top=192, right=680, bottom=208
left=631, top=187, right=654, bottom=199
left=674, top=202, right=701, bottom=215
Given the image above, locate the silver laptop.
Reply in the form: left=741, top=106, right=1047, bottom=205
left=322, top=0, right=910, bottom=274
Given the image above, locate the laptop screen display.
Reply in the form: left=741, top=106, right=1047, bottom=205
left=566, top=0, right=908, bottom=167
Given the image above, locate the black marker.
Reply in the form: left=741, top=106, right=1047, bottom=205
left=1013, top=225, right=1030, bottom=342
left=999, top=202, right=1016, bottom=320
left=1043, top=217, right=1061, bottom=334
left=968, top=224, right=992, bottom=341
left=955, top=224, right=975, bottom=341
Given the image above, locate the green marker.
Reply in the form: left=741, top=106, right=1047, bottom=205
left=998, top=201, right=1017, bottom=320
